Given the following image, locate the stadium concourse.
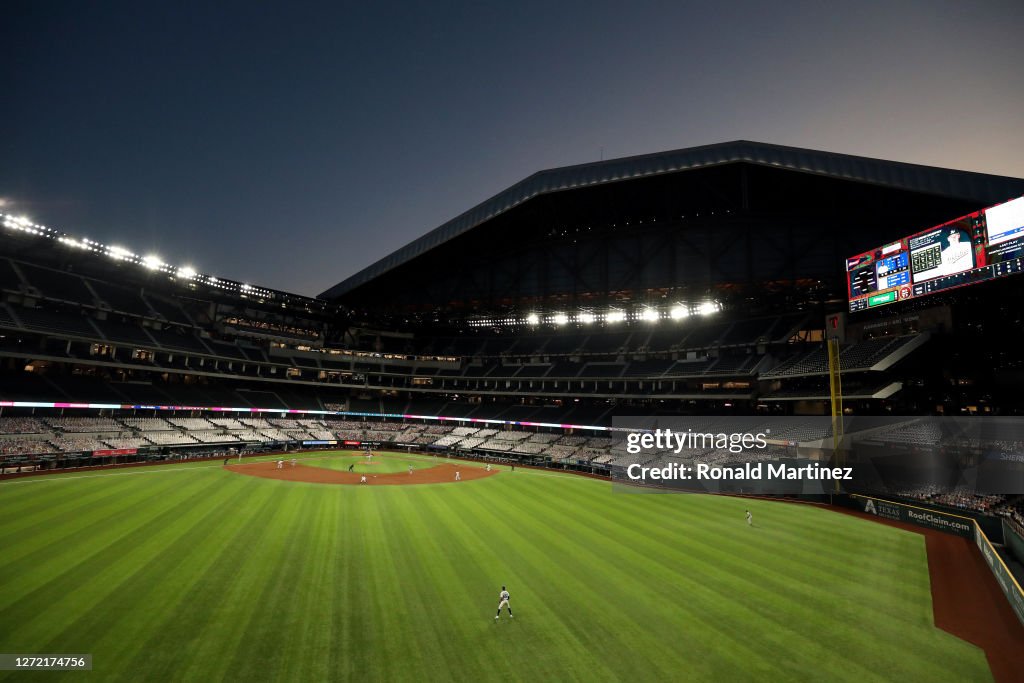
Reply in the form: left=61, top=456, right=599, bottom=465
left=3, top=141, right=1024, bottom=680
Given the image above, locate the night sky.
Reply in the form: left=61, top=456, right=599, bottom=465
left=2, top=1, right=1022, bottom=297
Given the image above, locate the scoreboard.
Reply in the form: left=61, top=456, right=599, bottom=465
left=847, top=196, right=1024, bottom=312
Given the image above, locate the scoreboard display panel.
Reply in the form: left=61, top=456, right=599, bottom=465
left=848, top=195, right=1024, bottom=312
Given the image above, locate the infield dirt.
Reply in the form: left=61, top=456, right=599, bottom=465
left=227, top=459, right=497, bottom=486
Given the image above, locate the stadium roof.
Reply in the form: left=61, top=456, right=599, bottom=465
left=320, top=140, right=1024, bottom=299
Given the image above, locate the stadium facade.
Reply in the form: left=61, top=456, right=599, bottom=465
left=1, top=140, right=1024, bottom=472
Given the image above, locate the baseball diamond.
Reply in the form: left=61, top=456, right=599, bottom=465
left=1, top=451, right=1020, bottom=682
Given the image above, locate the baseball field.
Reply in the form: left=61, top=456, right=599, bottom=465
left=0, top=452, right=996, bottom=682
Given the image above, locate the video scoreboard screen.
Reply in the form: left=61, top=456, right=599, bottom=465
left=847, top=195, right=1024, bottom=312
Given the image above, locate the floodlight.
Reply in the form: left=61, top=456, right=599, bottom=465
left=606, top=310, right=626, bottom=323
left=642, top=308, right=660, bottom=322
left=553, top=313, right=568, bottom=325
left=142, top=254, right=163, bottom=270
left=107, top=245, right=131, bottom=260
left=579, top=312, right=595, bottom=324
left=670, top=305, right=689, bottom=320
left=526, top=313, right=540, bottom=325
left=177, top=266, right=197, bottom=279
left=698, top=301, right=718, bottom=315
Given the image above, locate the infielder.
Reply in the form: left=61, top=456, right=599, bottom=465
left=360, top=474, right=367, bottom=483
left=276, top=459, right=284, bottom=469
left=495, top=586, right=513, bottom=620
left=455, top=470, right=461, bottom=481
left=291, top=458, right=297, bottom=467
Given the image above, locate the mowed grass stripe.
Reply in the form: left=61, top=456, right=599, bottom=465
left=368, top=488, right=472, bottom=680
left=525, top=479, right=945, bottom=682
left=516, top=480, right=868, bottom=677
left=68, top=474, right=271, bottom=682
left=558, top=482, right=936, bottom=625
left=33, top=475, right=259, bottom=662
left=0, top=472, right=228, bottom=620
left=394, top=487, right=535, bottom=681
left=418, top=485, right=612, bottom=682
left=479, top=478, right=829, bottom=681
left=422, top=483, right=630, bottom=682
left=433, top=480, right=739, bottom=681
left=529, top=475, right=986, bottom=680
left=223, top=485, right=332, bottom=683
left=477, top=475, right=983, bottom=683
left=362, top=489, right=434, bottom=680
left=274, top=484, right=343, bottom=682
left=0, top=472, right=194, bottom=570
left=141, top=477, right=305, bottom=682
left=0, top=475, right=154, bottom=536
left=555, top=485, right=932, bottom=626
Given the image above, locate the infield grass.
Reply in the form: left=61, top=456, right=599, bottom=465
left=306, top=452, right=436, bottom=474
left=0, top=452, right=992, bottom=682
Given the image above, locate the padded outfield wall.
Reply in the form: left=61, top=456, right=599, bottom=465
left=846, top=494, right=1024, bottom=627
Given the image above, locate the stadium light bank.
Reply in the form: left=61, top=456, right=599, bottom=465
left=468, top=301, right=720, bottom=328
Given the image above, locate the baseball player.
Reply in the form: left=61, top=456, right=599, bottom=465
left=746, top=510, right=753, bottom=526
left=409, top=464, right=413, bottom=475
left=455, top=470, right=461, bottom=481
left=348, top=463, right=355, bottom=473
left=495, top=586, right=513, bottom=620
left=360, top=474, right=367, bottom=483
left=486, top=463, right=491, bottom=472
left=277, top=459, right=284, bottom=469
left=291, top=458, right=297, bottom=467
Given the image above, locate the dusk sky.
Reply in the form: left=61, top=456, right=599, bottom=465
left=2, top=1, right=1022, bottom=297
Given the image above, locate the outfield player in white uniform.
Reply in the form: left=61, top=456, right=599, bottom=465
left=746, top=510, right=752, bottom=526
left=495, top=586, right=513, bottom=620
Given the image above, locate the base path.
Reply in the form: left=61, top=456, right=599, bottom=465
left=832, top=506, right=1024, bottom=683
left=227, top=460, right=497, bottom=486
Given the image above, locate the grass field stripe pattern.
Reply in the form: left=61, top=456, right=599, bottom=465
left=481, top=476, right=892, bottom=681
left=0, top=451, right=992, bottom=682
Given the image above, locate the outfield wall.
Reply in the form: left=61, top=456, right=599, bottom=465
left=974, top=523, right=1024, bottom=627
left=846, top=494, right=975, bottom=537
left=842, top=494, right=1024, bottom=628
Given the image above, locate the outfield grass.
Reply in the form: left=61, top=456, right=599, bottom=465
left=0, top=452, right=992, bottom=682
